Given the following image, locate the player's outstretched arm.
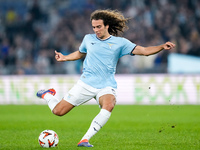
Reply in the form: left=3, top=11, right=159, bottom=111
left=55, top=50, right=86, bottom=62
left=132, top=42, right=175, bottom=56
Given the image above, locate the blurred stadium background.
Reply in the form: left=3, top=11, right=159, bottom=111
left=0, top=0, right=200, bottom=105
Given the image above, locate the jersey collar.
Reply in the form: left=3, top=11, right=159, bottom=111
left=96, top=35, right=112, bottom=41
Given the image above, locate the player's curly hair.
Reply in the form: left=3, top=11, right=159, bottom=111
left=90, top=9, right=130, bottom=36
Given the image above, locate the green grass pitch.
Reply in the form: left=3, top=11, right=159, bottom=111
left=0, top=105, right=200, bottom=150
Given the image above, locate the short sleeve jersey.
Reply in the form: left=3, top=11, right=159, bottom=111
left=79, top=34, right=136, bottom=89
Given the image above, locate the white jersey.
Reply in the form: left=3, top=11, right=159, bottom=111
left=79, top=34, right=136, bottom=89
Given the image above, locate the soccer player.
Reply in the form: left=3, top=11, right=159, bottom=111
left=37, top=9, right=175, bottom=147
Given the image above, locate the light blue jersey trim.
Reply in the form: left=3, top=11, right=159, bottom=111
left=79, top=34, right=136, bottom=89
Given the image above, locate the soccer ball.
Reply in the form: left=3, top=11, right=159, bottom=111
left=38, top=130, right=59, bottom=148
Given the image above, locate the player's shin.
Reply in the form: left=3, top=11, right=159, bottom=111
left=81, top=109, right=111, bottom=141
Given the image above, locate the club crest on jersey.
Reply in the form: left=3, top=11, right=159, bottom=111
left=107, top=43, right=114, bottom=49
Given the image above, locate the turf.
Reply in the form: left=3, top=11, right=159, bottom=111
left=0, top=105, right=200, bottom=150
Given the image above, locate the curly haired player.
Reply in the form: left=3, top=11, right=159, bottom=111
left=37, top=9, right=175, bottom=147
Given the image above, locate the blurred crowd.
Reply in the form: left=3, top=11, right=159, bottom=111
left=0, top=0, right=200, bottom=75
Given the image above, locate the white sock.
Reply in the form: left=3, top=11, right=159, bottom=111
left=81, top=109, right=111, bottom=141
left=43, top=93, right=60, bottom=111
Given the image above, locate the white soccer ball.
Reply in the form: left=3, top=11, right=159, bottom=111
left=38, top=130, right=59, bottom=148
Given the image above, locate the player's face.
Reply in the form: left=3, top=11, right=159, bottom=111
left=92, top=19, right=110, bottom=39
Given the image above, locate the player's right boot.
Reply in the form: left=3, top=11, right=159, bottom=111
left=36, top=89, right=56, bottom=99
left=77, top=139, right=93, bottom=147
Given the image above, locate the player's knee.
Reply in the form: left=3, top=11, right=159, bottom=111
left=110, top=100, right=116, bottom=111
left=52, top=108, right=64, bottom=116
left=104, top=99, right=116, bottom=112
left=107, top=104, right=115, bottom=112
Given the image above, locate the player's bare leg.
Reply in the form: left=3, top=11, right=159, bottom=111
left=78, top=94, right=116, bottom=147
left=52, top=99, right=75, bottom=116
left=37, top=89, right=74, bottom=115
left=99, top=94, right=116, bottom=112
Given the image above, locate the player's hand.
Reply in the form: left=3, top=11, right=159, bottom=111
left=55, top=50, right=66, bottom=61
left=163, top=42, right=176, bottom=50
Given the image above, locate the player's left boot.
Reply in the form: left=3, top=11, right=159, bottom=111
left=77, top=139, right=93, bottom=147
left=37, top=89, right=56, bottom=99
